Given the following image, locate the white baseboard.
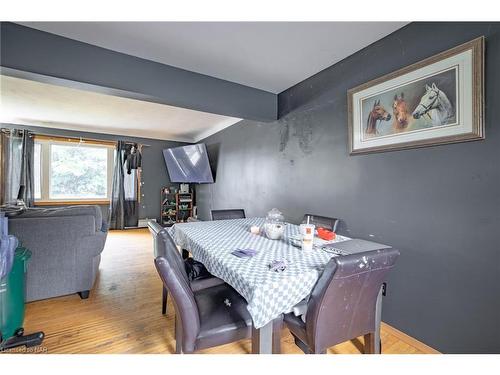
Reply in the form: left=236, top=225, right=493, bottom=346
left=138, top=218, right=156, bottom=228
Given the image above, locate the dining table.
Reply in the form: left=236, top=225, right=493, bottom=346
left=169, top=217, right=383, bottom=354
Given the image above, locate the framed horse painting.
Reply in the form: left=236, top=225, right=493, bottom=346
left=348, top=37, right=484, bottom=154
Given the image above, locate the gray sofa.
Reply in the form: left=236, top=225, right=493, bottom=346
left=8, top=205, right=107, bottom=302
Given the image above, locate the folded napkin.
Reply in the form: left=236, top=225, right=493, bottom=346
left=231, top=248, right=258, bottom=258
left=269, top=259, right=287, bottom=272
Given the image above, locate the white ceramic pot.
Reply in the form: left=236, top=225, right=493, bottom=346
left=264, top=223, right=285, bottom=240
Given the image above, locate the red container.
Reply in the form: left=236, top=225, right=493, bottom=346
left=317, top=227, right=336, bottom=241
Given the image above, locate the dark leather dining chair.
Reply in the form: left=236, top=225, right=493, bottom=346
left=284, top=248, right=400, bottom=354
left=211, top=209, right=246, bottom=221
left=148, top=221, right=224, bottom=315
left=302, top=214, right=339, bottom=232
left=154, top=251, right=282, bottom=353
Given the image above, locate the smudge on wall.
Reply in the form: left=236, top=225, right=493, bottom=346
left=279, top=119, right=290, bottom=152
left=293, top=119, right=314, bottom=154
left=279, top=112, right=315, bottom=155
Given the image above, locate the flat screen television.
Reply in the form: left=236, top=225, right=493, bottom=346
left=162, top=143, right=214, bottom=183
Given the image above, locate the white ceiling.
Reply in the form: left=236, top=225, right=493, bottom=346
left=0, top=75, right=241, bottom=142
left=18, top=22, right=407, bottom=93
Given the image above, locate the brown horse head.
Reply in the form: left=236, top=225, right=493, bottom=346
left=366, top=100, right=391, bottom=134
left=392, top=93, right=409, bottom=130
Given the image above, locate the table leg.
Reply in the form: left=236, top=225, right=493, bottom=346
left=374, top=286, right=383, bottom=354
left=252, top=320, right=274, bottom=354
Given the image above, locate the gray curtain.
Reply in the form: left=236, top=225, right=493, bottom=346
left=109, top=141, right=126, bottom=229
left=109, top=141, right=140, bottom=229
left=123, top=143, right=140, bottom=227
left=0, top=129, right=35, bottom=206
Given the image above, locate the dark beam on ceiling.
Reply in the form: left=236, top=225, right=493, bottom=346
left=0, top=22, right=277, bottom=122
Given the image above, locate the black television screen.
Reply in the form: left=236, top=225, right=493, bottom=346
left=162, top=143, right=214, bottom=183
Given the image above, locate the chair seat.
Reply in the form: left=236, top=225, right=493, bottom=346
left=194, top=284, right=253, bottom=350
left=190, top=276, right=225, bottom=292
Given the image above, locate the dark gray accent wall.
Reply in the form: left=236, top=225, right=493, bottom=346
left=2, top=123, right=184, bottom=223
left=0, top=22, right=277, bottom=122
left=196, top=22, right=500, bottom=353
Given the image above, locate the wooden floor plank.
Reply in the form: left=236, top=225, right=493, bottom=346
left=11, top=228, right=430, bottom=354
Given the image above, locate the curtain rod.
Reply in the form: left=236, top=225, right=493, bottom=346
left=1, top=128, right=150, bottom=147
left=123, top=141, right=151, bottom=147
left=1, top=128, right=35, bottom=137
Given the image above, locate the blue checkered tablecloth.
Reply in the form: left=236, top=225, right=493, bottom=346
left=169, top=217, right=348, bottom=328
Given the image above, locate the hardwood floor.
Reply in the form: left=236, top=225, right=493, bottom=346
left=18, top=229, right=431, bottom=354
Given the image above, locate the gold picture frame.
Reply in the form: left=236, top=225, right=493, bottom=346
left=347, top=37, right=484, bottom=155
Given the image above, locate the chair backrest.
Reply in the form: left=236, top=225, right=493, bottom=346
left=305, top=248, right=400, bottom=352
left=147, top=220, right=165, bottom=258
left=211, top=209, right=246, bottom=221
left=148, top=221, right=190, bottom=285
left=155, top=256, right=200, bottom=353
left=302, top=214, right=339, bottom=232
left=151, top=225, right=200, bottom=353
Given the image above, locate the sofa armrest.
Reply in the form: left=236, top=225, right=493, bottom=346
left=79, top=231, right=108, bottom=258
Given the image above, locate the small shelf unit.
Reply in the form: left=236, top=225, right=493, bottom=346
left=160, top=186, right=194, bottom=226
left=176, top=192, right=193, bottom=223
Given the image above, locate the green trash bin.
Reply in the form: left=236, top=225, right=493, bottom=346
left=0, top=247, right=31, bottom=339
left=0, top=245, right=44, bottom=351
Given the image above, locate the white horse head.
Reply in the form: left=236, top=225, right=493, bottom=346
left=412, top=83, right=440, bottom=119
left=412, top=83, right=454, bottom=124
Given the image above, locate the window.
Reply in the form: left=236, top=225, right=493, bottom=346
left=34, top=142, right=42, bottom=200
left=34, top=137, right=115, bottom=203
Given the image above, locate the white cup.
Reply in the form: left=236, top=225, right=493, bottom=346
left=300, top=223, right=315, bottom=236
left=300, top=224, right=315, bottom=251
